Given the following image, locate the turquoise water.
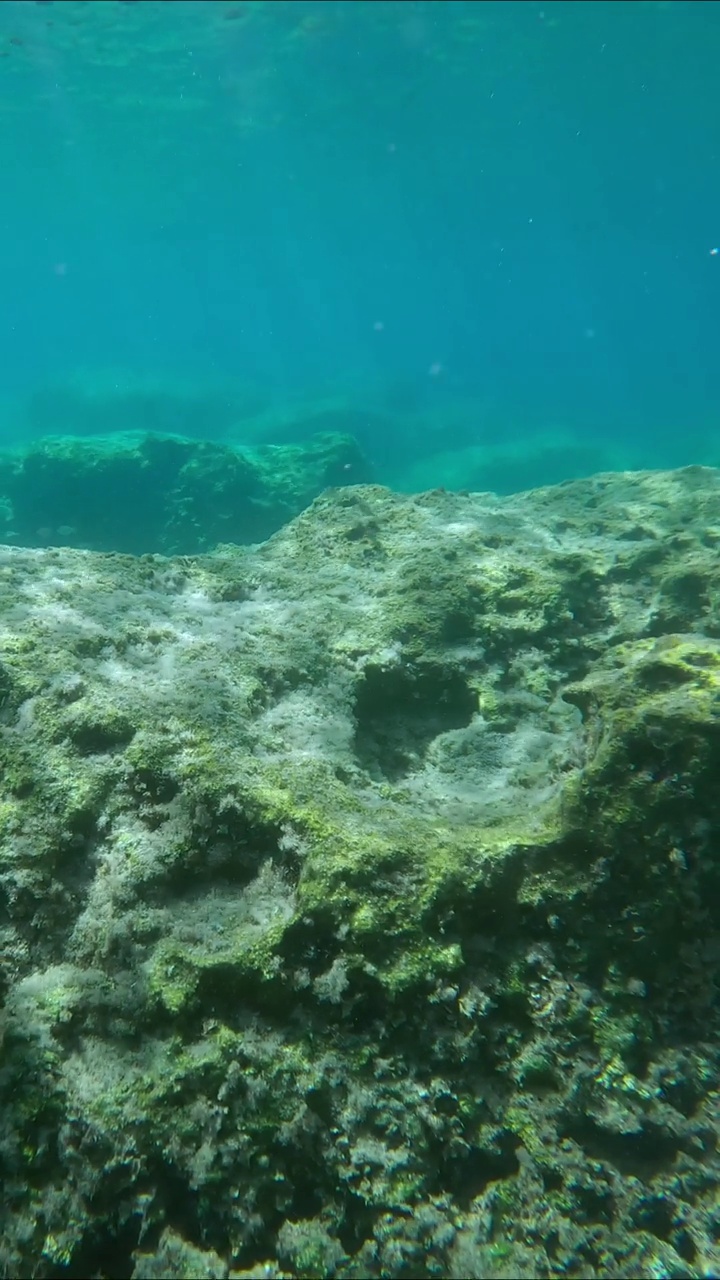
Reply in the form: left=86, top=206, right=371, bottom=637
left=1, top=0, right=719, bottom=497
left=3, top=9, right=720, bottom=1278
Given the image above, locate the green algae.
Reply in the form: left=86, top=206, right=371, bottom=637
left=2, top=469, right=720, bottom=1277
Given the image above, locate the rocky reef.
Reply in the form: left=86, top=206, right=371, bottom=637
left=1, top=466, right=719, bottom=1279
left=0, top=431, right=370, bottom=556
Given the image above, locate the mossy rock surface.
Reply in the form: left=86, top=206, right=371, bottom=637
left=1, top=466, right=720, bottom=1278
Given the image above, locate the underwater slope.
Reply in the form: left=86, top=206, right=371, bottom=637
left=1, top=467, right=719, bottom=1280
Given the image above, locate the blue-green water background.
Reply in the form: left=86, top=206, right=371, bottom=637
left=1, top=0, right=718, bottom=495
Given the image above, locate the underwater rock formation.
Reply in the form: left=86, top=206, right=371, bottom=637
left=1, top=465, right=719, bottom=1279
left=0, top=430, right=370, bottom=555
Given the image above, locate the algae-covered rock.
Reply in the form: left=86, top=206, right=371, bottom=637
left=1, top=466, right=720, bottom=1278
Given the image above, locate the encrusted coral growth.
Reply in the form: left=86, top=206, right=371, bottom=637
left=1, top=466, right=720, bottom=1278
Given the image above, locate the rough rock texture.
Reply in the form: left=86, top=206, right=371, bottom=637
left=1, top=466, right=720, bottom=1279
left=0, top=430, right=370, bottom=556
